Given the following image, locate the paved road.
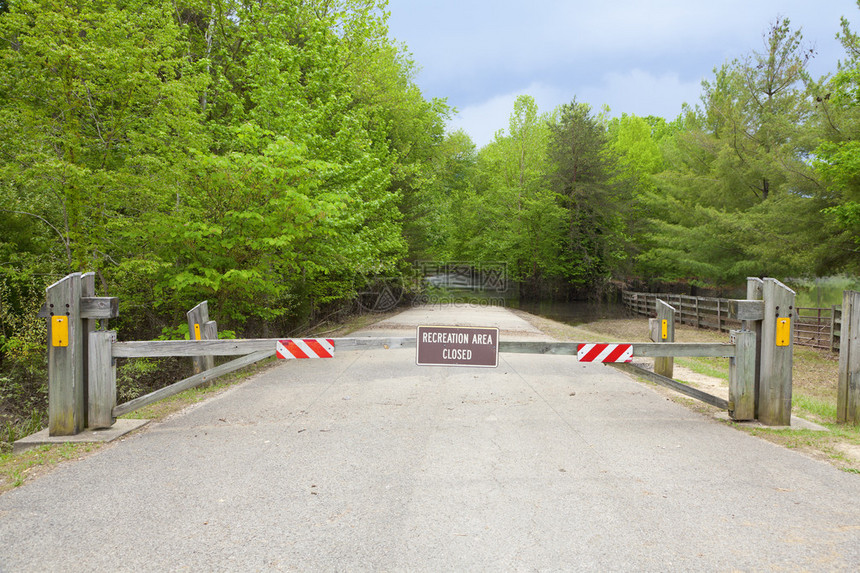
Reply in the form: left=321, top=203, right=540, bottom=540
left=1, top=305, right=859, bottom=571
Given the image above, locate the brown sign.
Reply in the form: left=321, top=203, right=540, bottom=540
left=416, top=326, right=499, bottom=368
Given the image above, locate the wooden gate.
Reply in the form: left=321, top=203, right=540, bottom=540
left=39, top=274, right=799, bottom=439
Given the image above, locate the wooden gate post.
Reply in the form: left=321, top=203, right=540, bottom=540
left=729, top=330, right=756, bottom=420
left=46, top=273, right=85, bottom=436
left=758, top=278, right=795, bottom=426
left=745, top=278, right=764, bottom=418
left=650, top=299, right=675, bottom=378
left=837, top=291, right=860, bottom=424
left=41, top=272, right=120, bottom=435
left=88, top=330, right=117, bottom=429
left=80, top=272, right=97, bottom=428
left=187, top=301, right=217, bottom=373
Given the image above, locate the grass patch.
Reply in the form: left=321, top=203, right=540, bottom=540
left=732, top=423, right=860, bottom=471
left=119, top=356, right=277, bottom=421
left=119, top=379, right=236, bottom=421
left=1, top=409, right=46, bottom=452
left=0, top=442, right=94, bottom=494
left=793, top=393, right=838, bottom=422
left=675, top=356, right=729, bottom=381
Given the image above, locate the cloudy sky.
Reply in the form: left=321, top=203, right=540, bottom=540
left=386, top=0, right=860, bottom=148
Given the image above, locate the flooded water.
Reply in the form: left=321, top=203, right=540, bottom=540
left=418, top=281, right=630, bottom=326
left=511, top=300, right=630, bottom=326
left=788, top=276, right=860, bottom=308
left=417, top=268, right=632, bottom=326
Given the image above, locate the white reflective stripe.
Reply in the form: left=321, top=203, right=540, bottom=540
left=577, top=343, right=600, bottom=361
left=275, top=340, right=293, bottom=360
left=292, top=338, right=317, bottom=358
left=577, top=344, right=590, bottom=360
left=594, top=345, right=615, bottom=362
left=276, top=339, right=334, bottom=359
left=577, top=343, right=633, bottom=363
left=317, top=339, right=334, bottom=355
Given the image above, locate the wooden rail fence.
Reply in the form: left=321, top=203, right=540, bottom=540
left=622, top=291, right=843, bottom=352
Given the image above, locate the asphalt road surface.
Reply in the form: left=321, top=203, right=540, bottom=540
left=1, top=305, right=859, bottom=571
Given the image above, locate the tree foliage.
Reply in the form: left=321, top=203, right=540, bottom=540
left=628, top=17, right=855, bottom=284
left=444, top=96, right=631, bottom=298
left=438, top=13, right=860, bottom=294
left=810, top=1, right=860, bottom=261
left=0, top=0, right=450, bottom=426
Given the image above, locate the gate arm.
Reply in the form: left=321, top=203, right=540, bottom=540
left=333, top=337, right=416, bottom=350
left=113, top=337, right=419, bottom=357
left=498, top=341, right=734, bottom=358
left=112, top=338, right=736, bottom=358
left=633, top=343, right=735, bottom=358
left=499, top=341, right=579, bottom=355
left=38, top=297, right=119, bottom=319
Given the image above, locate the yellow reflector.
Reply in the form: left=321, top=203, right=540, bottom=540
left=52, top=316, right=69, bottom=347
left=776, top=318, right=791, bottom=347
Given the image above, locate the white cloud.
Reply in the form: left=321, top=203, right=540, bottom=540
left=579, top=69, right=704, bottom=119
left=409, top=0, right=859, bottom=148
left=397, top=0, right=800, bottom=86
left=448, top=71, right=703, bottom=149
left=448, top=83, right=568, bottom=148
left=392, top=0, right=855, bottom=107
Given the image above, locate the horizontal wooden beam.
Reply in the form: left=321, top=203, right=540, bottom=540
left=611, top=362, right=729, bottom=410
left=113, top=350, right=274, bottom=417
left=38, top=297, right=119, bottom=319
left=632, top=342, right=735, bottom=358
left=112, top=337, right=418, bottom=358
left=81, top=297, right=119, bottom=319
left=728, top=299, right=764, bottom=321
left=112, top=337, right=735, bottom=359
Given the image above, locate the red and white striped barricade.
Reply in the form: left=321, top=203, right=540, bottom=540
left=576, top=343, right=633, bottom=363
left=276, top=339, right=335, bottom=360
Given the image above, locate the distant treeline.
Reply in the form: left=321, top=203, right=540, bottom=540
left=420, top=16, right=859, bottom=299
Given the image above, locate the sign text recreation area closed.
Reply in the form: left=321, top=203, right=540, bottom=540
left=416, top=326, right=499, bottom=368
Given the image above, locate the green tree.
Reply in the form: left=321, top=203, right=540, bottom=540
left=91, top=0, right=445, bottom=332
left=460, top=96, right=568, bottom=295
left=0, top=0, right=205, bottom=273
left=809, top=1, right=860, bottom=268
left=547, top=100, right=631, bottom=290
left=636, top=19, right=844, bottom=284
left=409, top=129, right=477, bottom=261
